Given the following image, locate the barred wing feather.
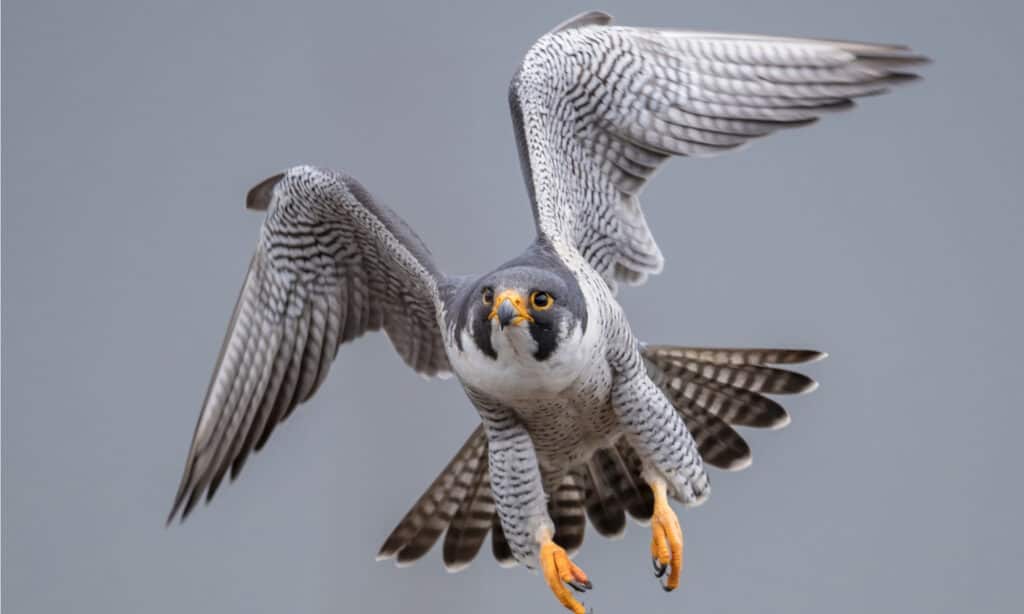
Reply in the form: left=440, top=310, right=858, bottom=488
left=510, top=11, right=927, bottom=289
left=168, top=167, right=450, bottom=522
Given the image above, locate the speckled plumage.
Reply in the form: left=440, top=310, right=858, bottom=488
left=168, top=7, right=924, bottom=594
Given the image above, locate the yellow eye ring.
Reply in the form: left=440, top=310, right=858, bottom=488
left=482, top=287, right=494, bottom=305
left=530, top=291, right=554, bottom=311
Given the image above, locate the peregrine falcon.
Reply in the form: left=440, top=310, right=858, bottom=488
left=168, top=11, right=926, bottom=613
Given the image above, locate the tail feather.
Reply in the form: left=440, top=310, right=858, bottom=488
left=377, top=426, right=487, bottom=563
left=661, top=360, right=817, bottom=395
left=668, top=375, right=791, bottom=428
left=677, top=402, right=753, bottom=470
left=381, top=429, right=625, bottom=571
left=592, top=446, right=653, bottom=521
left=643, top=344, right=824, bottom=472
left=581, top=460, right=627, bottom=537
left=550, top=473, right=587, bottom=554
left=615, top=440, right=655, bottom=521
left=491, top=514, right=515, bottom=567
left=644, top=346, right=826, bottom=366
left=442, top=453, right=495, bottom=571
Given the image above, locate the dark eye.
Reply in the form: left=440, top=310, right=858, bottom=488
left=482, top=287, right=494, bottom=305
left=530, top=291, right=553, bottom=310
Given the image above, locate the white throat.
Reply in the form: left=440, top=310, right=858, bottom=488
left=452, top=319, right=591, bottom=402
left=490, top=320, right=538, bottom=362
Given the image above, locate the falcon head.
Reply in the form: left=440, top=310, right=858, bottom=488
left=467, top=262, right=587, bottom=363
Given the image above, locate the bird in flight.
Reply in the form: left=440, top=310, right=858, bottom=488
left=168, top=10, right=925, bottom=613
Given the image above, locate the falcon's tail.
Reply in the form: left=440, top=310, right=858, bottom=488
left=376, top=426, right=489, bottom=567
left=642, top=344, right=826, bottom=472
left=578, top=440, right=656, bottom=536
left=377, top=427, right=593, bottom=571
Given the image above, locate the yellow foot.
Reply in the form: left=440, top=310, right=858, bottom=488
left=539, top=535, right=591, bottom=614
left=649, top=477, right=684, bottom=591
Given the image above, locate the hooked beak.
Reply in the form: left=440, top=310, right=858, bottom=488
left=488, top=290, right=534, bottom=330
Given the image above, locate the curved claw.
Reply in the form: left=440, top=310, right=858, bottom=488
left=649, top=478, right=684, bottom=592
left=568, top=578, right=592, bottom=593
left=540, top=538, right=592, bottom=614
left=652, top=556, right=667, bottom=578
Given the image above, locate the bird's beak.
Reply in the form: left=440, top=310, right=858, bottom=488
left=488, top=290, right=534, bottom=329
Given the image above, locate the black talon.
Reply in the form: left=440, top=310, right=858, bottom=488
left=652, top=557, right=667, bottom=578
left=661, top=580, right=675, bottom=593
left=568, top=579, right=592, bottom=593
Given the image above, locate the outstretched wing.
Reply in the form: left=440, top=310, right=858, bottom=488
left=510, top=11, right=927, bottom=289
left=168, top=166, right=450, bottom=522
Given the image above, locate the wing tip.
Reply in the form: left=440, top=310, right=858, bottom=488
left=165, top=479, right=195, bottom=526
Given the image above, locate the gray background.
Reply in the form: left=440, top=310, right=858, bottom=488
left=4, top=1, right=1022, bottom=612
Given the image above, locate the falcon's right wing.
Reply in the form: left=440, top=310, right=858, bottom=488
left=168, top=166, right=450, bottom=522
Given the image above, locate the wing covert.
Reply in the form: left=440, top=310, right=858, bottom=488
left=168, top=166, right=450, bottom=521
left=510, top=11, right=927, bottom=289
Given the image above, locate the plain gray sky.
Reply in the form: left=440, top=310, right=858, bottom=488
left=3, top=1, right=1023, bottom=612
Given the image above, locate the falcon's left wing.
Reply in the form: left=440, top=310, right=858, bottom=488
left=510, top=11, right=927, bottom=290
left=168, top=166, right=450, bottom=522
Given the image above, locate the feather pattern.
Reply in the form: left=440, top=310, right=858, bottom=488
left=644, top=345, right=824, bottom=470
left=549, top=473, right=587, bottom=555
left=615, top=439, right=655, bottom=520
left=377, top=426, right=487, bottom=564
left=509, top=10, right=926, bottom=290
left=592, top=446, right=653, bottom=521
left=168, top=166, right=451, bottom=523
left=389, top=437, right=657, bottom=569
left=491, top=514, right=515, bottom=567
left=581, top=458, right=627, bottom=537
left=442, top=443, right=496, bottom=571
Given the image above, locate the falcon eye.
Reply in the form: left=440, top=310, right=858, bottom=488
left=530, top=291, right=553, bottom=311
left=482, top=287, right=494, bottom=305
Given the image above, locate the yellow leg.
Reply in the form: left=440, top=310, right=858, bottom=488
left=649, top=477, right=684, bottom=591
left=539, top=532, right=591, bottom=614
